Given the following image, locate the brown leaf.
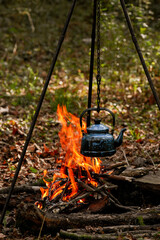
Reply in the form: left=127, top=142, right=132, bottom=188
left=27, top=144, right=36, bottom=153
left=88, top=196, right=108, bottom=213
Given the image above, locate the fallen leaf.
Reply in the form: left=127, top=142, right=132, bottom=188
left=0, top=233, right=6, bottom=239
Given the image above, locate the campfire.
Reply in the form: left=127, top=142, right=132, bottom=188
left=16, top=106, right=160, bottom=238
left=35, top=105, right=117, bottom=213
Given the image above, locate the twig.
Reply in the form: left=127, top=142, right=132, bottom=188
left=94, top=173, right=133, bottom=182
left=121, top=147, right=130, bottom=166
left=18, top=9, right=35, bottom=32
left=93, top=175, right=118, bottom=189
left=136, top=143, right=156, bottom=169
left=60, top=229, right=118, bottom=240
left=87, top=224, right=160, bottom=233
left=107, top=191, right=121, bottom=205
left=13, top=42, right=17, bottom=55
left=144, top=150, right=156, bottom=169
left=102, top=161, right=127, bottom=170
left=37, top=215, right=46, bottom=240
left=77, top=179, right=95, bottom=192
left=60, top=180, right=70, bottom=200
left=109, top=197, right=135, bottom=212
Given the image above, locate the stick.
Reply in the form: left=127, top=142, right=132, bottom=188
left=121, top=147, right=130, bottom=166
left=109, top=198, right=135, bottom=212
left=77, top=179, right=95, bottom=192
left=86, top=224, right=160, bottom=233
left=102, top=161, right=127, bottom=170
left=37, top=215, right=46, bottom=240
left=95, top=173, right=133, bottom=182
left=60, top=229, right=118, bottom=240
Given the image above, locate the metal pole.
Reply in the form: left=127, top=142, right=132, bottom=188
left=87, top=0, right=97, bottom=127
left=0, top=0, right=77, bottom=225
left=120, top=0, right=160, bottom=110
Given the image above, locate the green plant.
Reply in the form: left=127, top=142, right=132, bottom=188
left=129, top=127, right=145, bottom=141
left=137, top=216, right=145, bottom=226
left=29, top=167, right=38, bottom=174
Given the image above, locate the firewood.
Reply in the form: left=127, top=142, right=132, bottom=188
left=122, top=166, right=149, bottom=178
left=102, top=161, right=127, bottom=170
left=77, top=179, right=95, bottom=192
left=59, top=229, right=159, bottom=240
left=134, top=170, right=160, bottom=193
left=0, top=185, right=41, bottom=194
left=93, top=173, right=133, bottom=182
left=108, top=197, right=135, bottom=212
left=60, top=230, right=118, bottom=240
left=84, top=224, right=160, bottom=233
left=15, top=203, right=160, bottom=235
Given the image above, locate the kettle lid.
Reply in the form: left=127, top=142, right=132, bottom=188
left=87, top=119, right=109, bottom=134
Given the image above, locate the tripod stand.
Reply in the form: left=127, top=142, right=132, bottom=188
left=0, top=0, right=160, bottom=225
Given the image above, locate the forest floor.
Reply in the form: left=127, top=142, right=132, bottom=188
left=0, top=0, right=160, bottom=239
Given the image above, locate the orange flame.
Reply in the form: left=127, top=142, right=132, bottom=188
left=38, top=105, right=101, bottom=206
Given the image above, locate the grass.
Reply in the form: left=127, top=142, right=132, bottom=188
left=0, top=0, right=160, bottom=141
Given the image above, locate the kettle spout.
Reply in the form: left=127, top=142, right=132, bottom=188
left=114, top=128, right=126, bottom=148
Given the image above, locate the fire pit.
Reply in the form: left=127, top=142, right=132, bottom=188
left=14, top=105, right=159, bottom=239
left=35, top=105, right=125, bottom=214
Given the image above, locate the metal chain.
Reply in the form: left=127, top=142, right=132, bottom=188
left=96, top=0, right=101, bottom=113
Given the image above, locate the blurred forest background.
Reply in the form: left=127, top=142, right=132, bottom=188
left=0, top=0, right=160, bottom=115
left=0, top=0, right=160, bottom=180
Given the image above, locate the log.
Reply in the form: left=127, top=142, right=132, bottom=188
left=74, top=224, right=160, bottom=233
left=59, top=229, right=159, bottom=240
left=15, top=203, right=160, bottom=235
left=134, top=170, right=160, bottom=193
left=0, top=185, right=41, bottom=194
left=60, top=230, right=118, bottom=240
left=0, top=192, right=40, bottom=210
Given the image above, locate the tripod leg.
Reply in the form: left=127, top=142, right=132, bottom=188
left=87, top=0, right=97, bottom=127
left=0, top=0, right=77, bottom=225
left=120, top=0, right=160, bottom=110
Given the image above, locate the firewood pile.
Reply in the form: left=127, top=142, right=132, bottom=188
left=14, top=163, right=160, bottom=239
left=34, top=161, right=135, bottom=215
left=14, top=106, right=160, bottom=239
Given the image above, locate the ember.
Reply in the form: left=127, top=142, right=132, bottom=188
left=35, top=105, right=108, bottom=212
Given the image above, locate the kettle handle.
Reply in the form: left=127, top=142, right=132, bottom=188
left=80, top=107, right=115, bottom=134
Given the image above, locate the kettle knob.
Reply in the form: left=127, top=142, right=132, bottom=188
left=94, top=119, right=101, bottom=125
